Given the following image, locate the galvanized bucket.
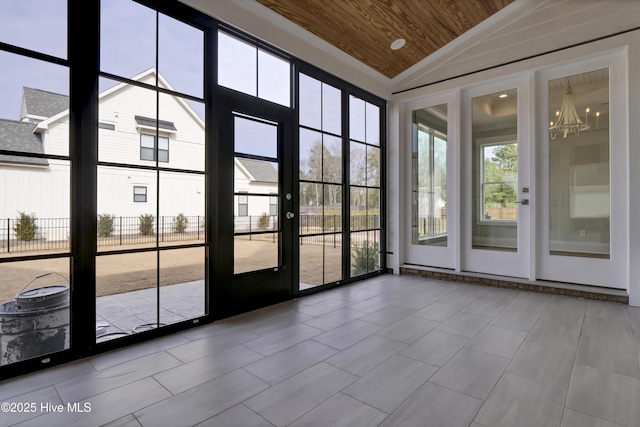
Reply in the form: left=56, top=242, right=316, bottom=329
left=0, top=285, right=70, bottom=365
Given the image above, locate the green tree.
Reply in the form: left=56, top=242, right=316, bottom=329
left=483, top=143, right=517, bottom=208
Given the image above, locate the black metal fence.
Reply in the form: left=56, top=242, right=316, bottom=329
left=1, top=216, right=205, bottom=254
left=1, top=214, right=380, bottom=254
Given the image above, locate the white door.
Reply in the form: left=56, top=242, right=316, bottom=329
left=404, top=93, right=458, bottom=269
left=462, top=78, right=531, bottom=278
left=536, top=52, right=628, bottom=289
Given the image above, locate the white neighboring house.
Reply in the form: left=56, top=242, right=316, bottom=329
left=0, top=69, right=278, bottom=241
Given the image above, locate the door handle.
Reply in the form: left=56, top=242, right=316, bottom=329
left=286, top=212, right=295, bottom=219
left=515, top=199, right=529, bottom=205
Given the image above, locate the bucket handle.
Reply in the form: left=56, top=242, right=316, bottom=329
left=17, top=272, right=70, bottom=298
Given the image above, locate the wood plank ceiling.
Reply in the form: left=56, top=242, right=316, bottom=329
left=255, top=0, right=515, bottom=78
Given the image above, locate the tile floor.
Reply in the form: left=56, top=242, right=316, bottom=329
left=2, top=274, right=640, bottom=427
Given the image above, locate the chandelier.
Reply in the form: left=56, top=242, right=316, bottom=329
left=549, top=80, right=599, bottom=139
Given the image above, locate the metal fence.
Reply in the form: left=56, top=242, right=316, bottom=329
left=1, top=215, right=205, bottom=254
left=2, top=214, right=380, bottom=254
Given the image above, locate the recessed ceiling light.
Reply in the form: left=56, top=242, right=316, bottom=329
left=499, top=93, right=508, bottom=99
left=390, top=39, right=406, bottom=50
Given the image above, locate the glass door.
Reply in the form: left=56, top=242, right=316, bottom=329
left=537, top=53, right=627, bottom=289
left=214, top=94, right=294, bottom=316
left=462, top=79, right=531, bottom=278
left=405, top=95, right=457, bottom=270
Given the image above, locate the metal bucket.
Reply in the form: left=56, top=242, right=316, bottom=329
left=0, top=285, right=70, bottom=365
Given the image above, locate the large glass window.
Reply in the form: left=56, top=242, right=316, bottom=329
left=97, top=1, right=206, bottom=340
left=0, top=6, right=70, bottom=366
left=412, top=104, right=448, bottom=246
left=548, top=69, right=610, bottom=258
left=349, top=95, right=382, bottom=277
left=299, top=74, right=344, bottom=289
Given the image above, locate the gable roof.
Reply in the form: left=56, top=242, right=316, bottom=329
left=237, top=158, right=278, bottom=183
left=21, top=87, right=69, bottom=120
left=35, top=68, right=204, bottom=132
left=0, top=119, right=48, bottom=166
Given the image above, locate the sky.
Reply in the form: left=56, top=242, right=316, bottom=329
left=0, top=0, right=204, bottom=120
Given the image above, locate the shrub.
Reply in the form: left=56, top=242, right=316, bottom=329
left=13, top=211, right=38, bottom=241
left=174, top=213, right=188, bottom=233
left=97, top=214, right=116, bottom=237
left=258, top=213, right=271, bottom=230
left=139, top=214, right=155, bottom=236
left=351, top=240, right=379, bottom=276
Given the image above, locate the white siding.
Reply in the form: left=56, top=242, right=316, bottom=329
left=97, top=82, right=204, bottom=171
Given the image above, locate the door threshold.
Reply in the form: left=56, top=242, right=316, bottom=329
left=400, top=264, right=629, bottom=304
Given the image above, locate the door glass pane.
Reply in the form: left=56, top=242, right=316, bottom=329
left=548, top=69, right=610, bottom=258
left=234, top=114, right=280, bottom=274
left=234, top=116, right=278, bottom=158
left=472, top=89, right=518, bottom=251
left=412, top=104, right=448, bottom=246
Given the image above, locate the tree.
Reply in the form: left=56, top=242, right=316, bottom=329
left=483, top=143, right=517, bottom=208
left=491, top=143, right=517, bottom=177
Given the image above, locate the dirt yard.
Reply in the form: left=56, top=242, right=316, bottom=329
left=0, top=237, right=340, bottom=303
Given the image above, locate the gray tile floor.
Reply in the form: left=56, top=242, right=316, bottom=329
left=2, top=274, right=640, bottom=427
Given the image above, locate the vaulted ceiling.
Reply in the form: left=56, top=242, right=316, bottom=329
left=254, top=0, right=514, bottom=78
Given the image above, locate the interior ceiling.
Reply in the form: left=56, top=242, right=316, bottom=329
left=254, top=0, right=515, bottom=78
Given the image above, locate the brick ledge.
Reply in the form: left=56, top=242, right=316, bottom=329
left=400, top=265, right=629, bottom=304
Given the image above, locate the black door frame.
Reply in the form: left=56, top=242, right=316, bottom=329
left=211, top=88, right=295, bottom=318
